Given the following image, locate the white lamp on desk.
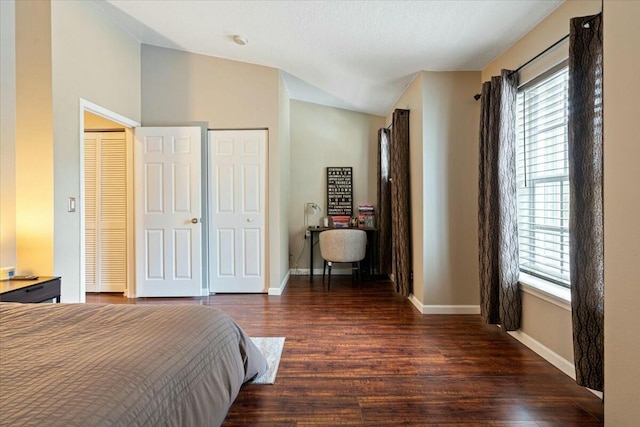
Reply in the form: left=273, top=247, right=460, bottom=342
left=304, top=202, right=322, bottom=229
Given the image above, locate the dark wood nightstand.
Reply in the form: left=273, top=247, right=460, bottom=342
left=0, top=276, right=61, bottom=303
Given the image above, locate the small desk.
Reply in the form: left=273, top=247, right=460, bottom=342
left=307, top=227, right=377, bottom=280
left=0, top=276, right=61, bottom=303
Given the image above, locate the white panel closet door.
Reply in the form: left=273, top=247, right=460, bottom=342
left=84, top=132, right=127, bottom=293
left=209, top=129, right=267, bottom=293
left=134, top=127, right=202, bottom=297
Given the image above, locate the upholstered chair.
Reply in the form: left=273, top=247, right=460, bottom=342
left=318, top=229, right=367, bottom=290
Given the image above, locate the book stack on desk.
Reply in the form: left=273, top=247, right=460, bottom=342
left=331, top=216, right=351, bottom=228
left=358, top=205, right=375, bottom=228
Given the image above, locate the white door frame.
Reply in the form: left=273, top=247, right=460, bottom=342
left=79, top=99, right=139, bottom=302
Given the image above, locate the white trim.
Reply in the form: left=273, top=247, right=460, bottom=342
left=268, top=270, right=290, bottom=295
left=327, top=268, right=356, bottom=275
left=124, top=128, right=135, bottom=299
left=290, top=267, right=354, bottom=276
left=422, top=305, right=480, bottom=315
left=519, top=272, right=571, bottom=311
left=78, top=99, right=139, bottom=303
left=508, top=329, right=602, bottom=400
left=408, top=295, right=424, bottom=313
left=409, top=294, right=480, bottom=314
left=80, top=99, right=140, bottom=128
left=508, top=329, right=575, bottom=378
left=79, top=107, right=86, bottom=303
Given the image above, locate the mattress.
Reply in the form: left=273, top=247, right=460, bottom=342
left=0, top=302, right=267, bottom=426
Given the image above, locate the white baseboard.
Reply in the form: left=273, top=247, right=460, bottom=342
left=423, top=305, right=480, bottom=314
left=508, top=329, right=576, bottom=379
left=268, top=270, right=290, bottom=296
left=508, top=331, right=603, bottom=399
left=409, top=294, right=480, bottom=314
left=289, top=268, right=354, bottom=276
left=506, top=330, right=602, bottom=399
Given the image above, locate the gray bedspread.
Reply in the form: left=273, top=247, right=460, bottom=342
left=0, top=302, right=267, bottom=426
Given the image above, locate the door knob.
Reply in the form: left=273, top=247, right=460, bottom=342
left=191, top=218, right=199, bottom=224
left=246, top=218, right=253, bottom=222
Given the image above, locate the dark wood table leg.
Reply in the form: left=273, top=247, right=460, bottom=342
left=309, top=231, right=314, bottom=281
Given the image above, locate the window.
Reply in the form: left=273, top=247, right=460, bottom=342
left=515, top=63, right=570, bottom=287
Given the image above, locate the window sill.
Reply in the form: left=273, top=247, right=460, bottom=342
left=518, top=272, right=571, bottom=311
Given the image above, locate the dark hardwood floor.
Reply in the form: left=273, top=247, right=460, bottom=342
left=87, top=276, right=604, bottom=426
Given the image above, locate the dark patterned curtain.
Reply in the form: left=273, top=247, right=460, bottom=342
left=568, top=13, right=604, bottom=392
left=390, top=109, right=411, bottom=297
left=478, top=70, right=521, bottom=331
left=377, top=128, right=392, bottom=276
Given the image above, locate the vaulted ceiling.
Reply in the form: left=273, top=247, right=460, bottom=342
left=99, top=0, right=563, bottom=116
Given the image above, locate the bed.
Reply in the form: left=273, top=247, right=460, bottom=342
left=0, top=302, right=267, bottom=426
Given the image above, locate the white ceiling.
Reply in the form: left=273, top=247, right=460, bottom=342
left=99, top=0, right=563, bottom=116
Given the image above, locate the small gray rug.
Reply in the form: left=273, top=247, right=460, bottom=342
left=249, top=337, right=285, bottom=384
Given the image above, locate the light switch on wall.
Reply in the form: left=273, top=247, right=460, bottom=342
left=68, top=197, right=76, bottom=212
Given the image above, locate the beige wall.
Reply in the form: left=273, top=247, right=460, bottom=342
left=51, top=0, right=141, bottom=301
left=141, top=45, right=280, bottom=129
left=289, top=100, right=384, bottom=272
left=388, top=71, right=480, bottom=308
left=482, top=0, right=601, bottom=81
left=603, top=1, right=640, bottom=424
left=480, top=0, right=601, bottom=365
left=481, top=3, right=640, bottom=422
left=520, top=293, right=573, bottom=362
left=141, top=45, right=288, bottom=292
left=84, top=112, right=125, bottom=131
left=1, top=0, right=140, bottom=293
left=422, top=71, right=481, bottom=306
left=15, top=0, right=54, bottom=276
left=0, top=0, right=17, bottom=268
left=278, top=74, right=291, bottom=288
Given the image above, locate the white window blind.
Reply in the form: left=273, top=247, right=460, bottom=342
left=515, top=64, right=570, bottom=287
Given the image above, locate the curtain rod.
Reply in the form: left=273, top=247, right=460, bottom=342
left=473, top=11, right=602, bottom=100
left=472, top=34, right=567, bottom=100
left=507, top=33, right=569, bottom=77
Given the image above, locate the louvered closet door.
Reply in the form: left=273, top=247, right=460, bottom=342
left=85, top=135, right=98, bottom=292
left=84, top=132, right=127, bottom=293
